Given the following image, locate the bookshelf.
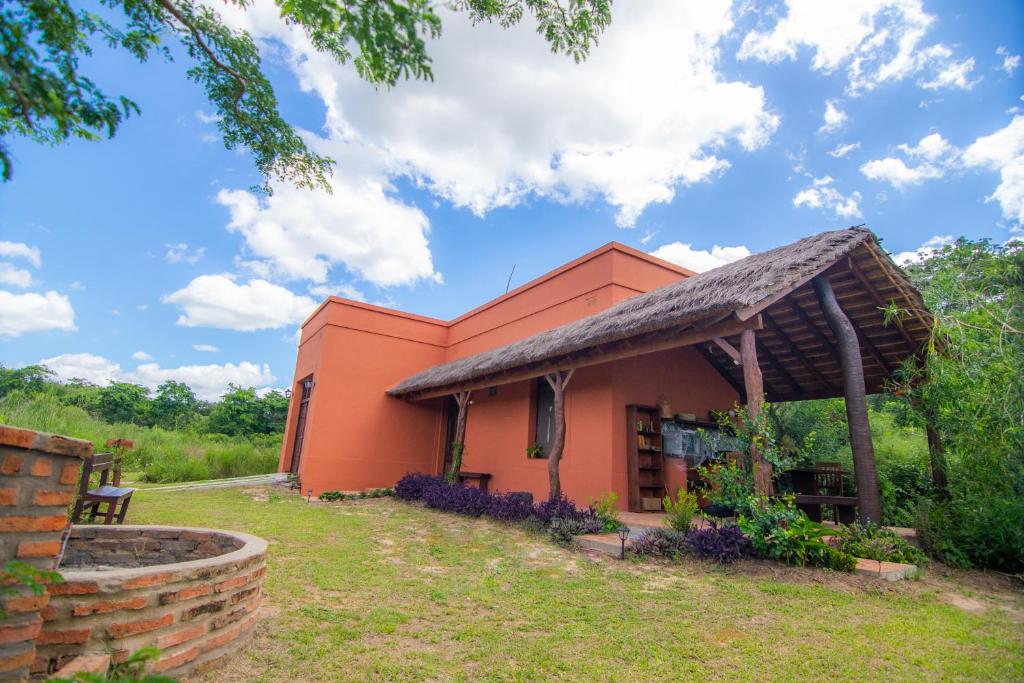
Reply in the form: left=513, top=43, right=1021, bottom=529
left=625, top=404, right=667, bottom=512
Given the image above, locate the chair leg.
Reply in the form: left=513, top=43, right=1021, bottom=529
left=88, top=501, right=101, bottom=523
left=103, top=500, right=117, bottom=525
left=71, top=499, right=85, bottom=524
left=116, top=496, right=132, bottom=524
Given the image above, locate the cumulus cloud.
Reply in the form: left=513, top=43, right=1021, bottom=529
left=165, top=243, right=206, bottom=264
left=860, top=132, right=957, bottom=188
left=996, top=47, right=1020, bottom=76
left=131, top=350, right=153, bottom=361
left=0, top=241, right=41, bottom=268
left=215, top=0, right=779, bottom=235
left=892, top=234, right=954, bottom=265
left=829, top=142, right=861, bottom=158
left=819, top=100, right=847, bottom=133
left=792, top=176, right=862, bottom=218
left=738, top=0, right=977, bottom=94
left=961, top=116, right=1024, bottom=225
left=163, top=274, right=317, bottom=331
left=192, top=344, right=221, bottom=353
left=38, top=352, right=276, bottom=401
left=649, top=242, right=751, bottom=273
left=0, top=290, right=77, bottom=337
left=0, top=263, right=32, bottom=288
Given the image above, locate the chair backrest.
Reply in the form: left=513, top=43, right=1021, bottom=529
left=815, top=461, right=843, bottom=494
left=78, top=452, right=114, bottom=495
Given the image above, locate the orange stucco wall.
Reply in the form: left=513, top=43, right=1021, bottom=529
left=280, top=242, right=740, bottom=507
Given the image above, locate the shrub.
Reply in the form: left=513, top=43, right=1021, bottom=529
left=813, top=545, right=858, bottom=572
left=591, top=491, right=620, bottom=532
left=737, top=497, right=831, bottom=566
left=394, top=473, right=445, bottom=501
left=684, top=523, right=749, bottom=564
left=422, top=481, right=492, bottom=516
left=834, top=522, right=928, bottom=566
left=486, top=491, right=535, bottom=522
left=534, top=493, right=591, bottom=525
left=548, top=514, right=601, bottom=545
left=631, top=528, right=687, bottom=558
left=662, top=488, right=699, bottom=532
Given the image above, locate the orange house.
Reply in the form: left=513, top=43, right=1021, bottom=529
left=279, top=228, right=931, bottom=514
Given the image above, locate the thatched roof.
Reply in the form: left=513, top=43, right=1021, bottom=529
left=388, top=227, right=927, bottom=399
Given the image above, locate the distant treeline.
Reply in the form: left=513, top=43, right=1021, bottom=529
left=0, top=365, right=289, bottom=437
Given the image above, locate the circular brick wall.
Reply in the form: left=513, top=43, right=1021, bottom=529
left=34, top=525, right=266, bottom=679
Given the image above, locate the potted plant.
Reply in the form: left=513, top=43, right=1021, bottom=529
left=525, top=443, right=544, bottom=459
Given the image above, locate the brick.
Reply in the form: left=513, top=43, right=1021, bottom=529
left=32, top=490, right=74, bottom=506
left=181, top=599, right=225, bottom=621
left=0, top=515, right=68, bottom=532
left=41, top=605, right=61, bottom=621
left=159, top=583, right=213, bottom=605
left=60, top=463, right=81, bottom=485
left=18, top=540, right=62, bottom=558
left=52, top=654, right=110, bottom=676
left=0, top=426, right=36, bottom=451
left=203, top=612, right=257, bottom=654
left=1, top=454, right=24, bottom=475
left=72, top=596, right=147, bottom=616
left=3, top=594, right=48, bottom=614
left=156, top=623, right=206, bottom=649
left=179, top=531, right=214, bottom=543
left=0, top=488, right=17, bottom=505
left=107, top=613, right=174, bottom=638
left=154, top=645, right=200, bottom=673
left=230, top=586, right=259, bottom=605
left=36, top=628, right=91, bottom=645
left=0, top=647, right=35, bottom=673
left=47, top=580, right=98, bottom=596
left=214, top=574, right=249, bottom=593
left=29, top=458, right=53, bottom=477
left=121, top=571, right=178, bottom=590
left=0, top=617, right=42, bottom=645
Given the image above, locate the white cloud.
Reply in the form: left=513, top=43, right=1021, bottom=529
left=195, top=110, right=222, bottom=124
left=649, top=242, right=752, bottom=273
left=307, top=282, right=365, bottom=301
left=165, top=243, right=206, bottom=264
left=892, top=234, right=954, bottom=265
left=192, top=344, right=221, bottom=353
left=0, top=241, right=41, bottom=268
left=819, top=100, right=847, bottom=133
left=70, top=281, right=85, bottom=291
left=962, top=116, right=1024, bottom=225
left=738, top=0, right=976, bottom=94
left=829, top=142, right=861, bottom=158
left=131, top=350, right=153, bottom=361
left=39, top=352, right=275, bottom=401
left=216, top=0, right=779, bottom=232
left=996, top=47, right=1020, bottom=76
left=0, top=290, right=76, bottom=337
left=163, top=274, right=317, bottom=331
left=0, top=263, right=32, bottom=288
left=860, top=132, right=958, bottom=188
left=792, top=176, right=862, bottom=218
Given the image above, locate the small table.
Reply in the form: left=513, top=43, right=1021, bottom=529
left=456, top=471, right=492, bottom=492
left=785, top=466, right=856, bottom=524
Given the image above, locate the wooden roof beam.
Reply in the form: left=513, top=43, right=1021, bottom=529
left=763, top=311, right=836, bottom=391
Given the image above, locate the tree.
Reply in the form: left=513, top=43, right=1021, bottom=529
left=208, top=384, right=289, bottom=436
left=2, top=0, right=612, bottom=186
left=94, top=382, right=151, bottom=424
left=0, top=364, right=53, bottom=398
left=150, top=380, right=199, bottom=429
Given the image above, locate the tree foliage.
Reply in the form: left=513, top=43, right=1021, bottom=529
left=2, top=0, right=612, bottom=187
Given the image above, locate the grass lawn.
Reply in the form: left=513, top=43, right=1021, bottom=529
left=129, top=486, right=1024, bottom=682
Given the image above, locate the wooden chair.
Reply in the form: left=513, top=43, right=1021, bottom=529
left=814, top=462, right=844, bottom=523
left=70, top=452, right=136, bottom=524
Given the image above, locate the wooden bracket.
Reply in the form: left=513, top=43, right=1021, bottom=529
left=711, top=337, right=741, bottom=365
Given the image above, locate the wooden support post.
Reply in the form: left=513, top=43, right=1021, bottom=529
left=740, top=329, right=773, bottom=496
left=446, top=390, right=472, bottom=481
left=813, top=275, right=883, bottom=524
left=544, top=369, right=575, bottom=501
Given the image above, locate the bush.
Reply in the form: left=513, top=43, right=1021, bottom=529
left=591, top=491, right=620, bottom=532
left=394, top=473, right=445, bottom=501
left=737, top=497, right=831, bottom=566
left=813, top=546, right=858, bottom=572
left=422, top=481, right=492, bottom=516
left=485, top=491, right=535, bottom=522
left=548, top=514, right=601, bottom=545
left=684, top=523, right=749, bottom=564
left=835, top=522, right=928, bottom=566
left=662, top=488, right=698, bottom=532
left=631, top=528, right=687, bottom=558
left=534, top=493, right=590, bottom=525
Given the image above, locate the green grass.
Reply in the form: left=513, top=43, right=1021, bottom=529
left=128, top=488, right=1024, bottom=682
left=0, top=394, right=280, bottom=483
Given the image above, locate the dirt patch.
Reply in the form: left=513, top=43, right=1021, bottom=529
left=944, top=592, right=987, bottom=614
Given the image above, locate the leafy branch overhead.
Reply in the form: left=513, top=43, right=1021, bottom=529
left=1, top=0, right=613, bottom=189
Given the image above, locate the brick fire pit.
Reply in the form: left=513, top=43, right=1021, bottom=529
left=36, top=525, right=267, bottom=678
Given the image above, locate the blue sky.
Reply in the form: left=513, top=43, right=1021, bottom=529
left=1, top=0, right=1022, bottom=400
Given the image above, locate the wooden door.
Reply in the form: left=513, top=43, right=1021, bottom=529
left=290, top=378, right=313, bottom=474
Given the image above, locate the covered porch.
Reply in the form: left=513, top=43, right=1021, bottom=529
left=388, top=228, right=932, bottom=524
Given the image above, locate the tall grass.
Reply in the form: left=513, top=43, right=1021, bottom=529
left=0, top=393, right=281, bottom=483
